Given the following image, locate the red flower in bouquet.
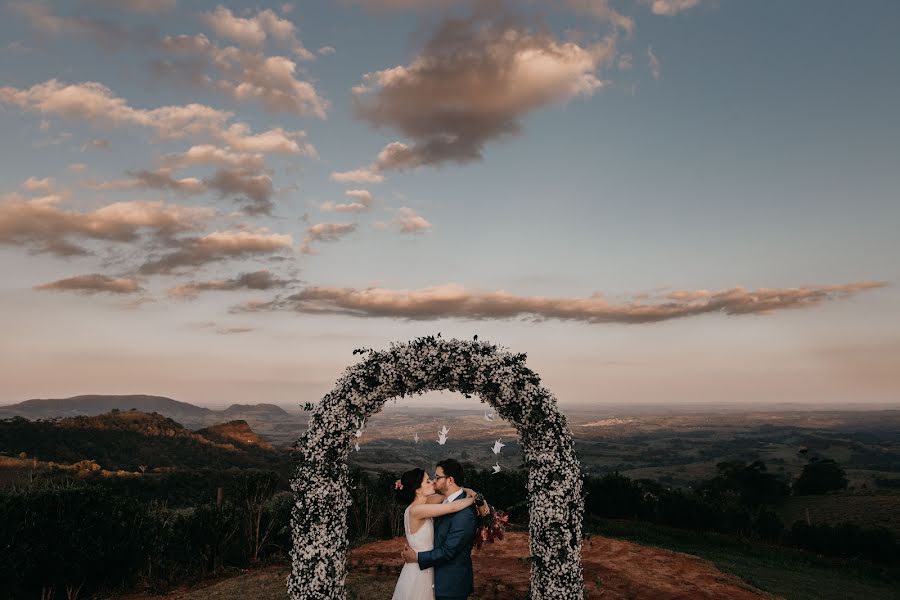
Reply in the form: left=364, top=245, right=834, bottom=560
left=473, top=493, right=508, bottom=550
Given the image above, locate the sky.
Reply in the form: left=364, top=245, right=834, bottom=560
left=0, top=0, right=898, bottom=408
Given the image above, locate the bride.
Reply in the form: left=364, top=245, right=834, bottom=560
left=391, top=467, right=477, bottom=600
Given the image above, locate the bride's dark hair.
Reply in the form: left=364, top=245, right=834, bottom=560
left=395, top=468, right=426, bottom=505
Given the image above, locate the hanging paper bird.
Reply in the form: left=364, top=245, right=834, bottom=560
left=413, top=432, right=419, bottom=443
left=492, top=462, right=501, bottom=474
left=437, top=434, right=448, bottom=446
left=484, top=411, right=495, bottom=422
left=354, top=442, right=360, bottom=452
left=491, top=439, right=505, bottom=455
left=439, top=425, right=450, bottom=438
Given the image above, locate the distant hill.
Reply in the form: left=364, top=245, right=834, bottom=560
left=0, top=395, right=294, bottom=430
left=0, top=409, right=288, bottom=472
left=220, top=403, right=291, bottom=420
left=0, top=394, right=213, bottom=420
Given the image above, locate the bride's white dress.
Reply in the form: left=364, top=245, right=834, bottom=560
left=391, top=506, right=435, bottom=600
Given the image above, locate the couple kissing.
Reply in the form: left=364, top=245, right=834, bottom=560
left=393, top=458, right=478, bottom=600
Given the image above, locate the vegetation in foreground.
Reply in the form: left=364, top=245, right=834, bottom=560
left=2, top=410, right=899, bottom=599
left=587, top=518, right=900, bottom=600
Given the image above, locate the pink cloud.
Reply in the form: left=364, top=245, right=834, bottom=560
left=235, top=281, right=890, bottom=323
left=353, top=14, right=616, bottom=169
left=138, top=229, right=293, bottom=274
left=35, top=274, right=142, bottom=294
left=0, top=195, right=214, bottom=256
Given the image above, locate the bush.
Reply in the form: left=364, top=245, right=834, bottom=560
left=698, top=460, right=790, bottom=508
left=794, top=459, right=848, bottom=495
left=584, top=472, right=646, bottom=519
left=790, top=521, right=899, bottom=564
left=0, top=482, right=147, bottom=599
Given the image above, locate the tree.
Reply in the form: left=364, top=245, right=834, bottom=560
left=232, top=470, right=280, bottom=562
left=793, top=458, right=848, bottom=495
left=700, top=460, right=789, bottom=508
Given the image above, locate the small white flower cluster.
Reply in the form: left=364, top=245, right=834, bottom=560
left=287, top=335, right=585, bottom=600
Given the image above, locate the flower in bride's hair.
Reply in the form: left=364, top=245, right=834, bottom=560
left=394, top=479, right=403, bottom=490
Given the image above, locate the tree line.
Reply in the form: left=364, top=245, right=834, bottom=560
left=1, top=456, right=895, bottom=599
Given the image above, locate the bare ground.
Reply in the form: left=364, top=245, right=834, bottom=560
left=124, top=532, right=780, bottom=600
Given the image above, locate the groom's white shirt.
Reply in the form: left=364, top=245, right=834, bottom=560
left=443, top=489, right=465, bottom=504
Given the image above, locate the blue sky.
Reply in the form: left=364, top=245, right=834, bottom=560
left=0, top=0, right=897, bottom=408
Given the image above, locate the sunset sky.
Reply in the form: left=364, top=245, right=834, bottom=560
left=1, top=0, right=898, bottom=408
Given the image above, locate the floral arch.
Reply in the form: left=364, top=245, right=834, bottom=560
left=288, top=335, right=584, bottom=599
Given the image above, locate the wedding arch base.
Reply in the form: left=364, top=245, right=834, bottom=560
left=288, top=335, right=584, bottom=600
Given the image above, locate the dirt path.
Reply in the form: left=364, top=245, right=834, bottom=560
left=126, top=532, right=779, bottom=600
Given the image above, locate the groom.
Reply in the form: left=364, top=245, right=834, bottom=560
left=402, top=458, right=476, bottom=600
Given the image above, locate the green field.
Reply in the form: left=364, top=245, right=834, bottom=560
left=778, top=493, right=900, bottom=536
left=587, top=517, right=900, bottom=600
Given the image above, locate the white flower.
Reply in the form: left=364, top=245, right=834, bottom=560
left=289, top=336, right=584, bottom=599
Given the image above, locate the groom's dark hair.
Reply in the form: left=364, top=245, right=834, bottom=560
left=437, top=458, right=465, bottom=487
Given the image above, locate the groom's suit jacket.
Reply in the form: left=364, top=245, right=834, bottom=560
left=417, top=491, right=476, bottom=598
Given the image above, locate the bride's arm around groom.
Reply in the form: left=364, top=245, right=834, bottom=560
left=416, top=500, right=476, bottom=570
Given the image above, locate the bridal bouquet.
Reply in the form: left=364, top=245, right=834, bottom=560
left=473, top=493, right=509, bottom=550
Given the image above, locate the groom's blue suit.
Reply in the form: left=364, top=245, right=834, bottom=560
left=417, top=491, right=477, bottom=600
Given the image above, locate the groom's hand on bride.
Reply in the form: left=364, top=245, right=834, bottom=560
left=401, top=545, right=418, bottom=564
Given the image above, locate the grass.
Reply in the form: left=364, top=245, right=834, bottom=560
left=586, top=517, right=900, bottom=600
left=778, top=493, right=900, bottom=535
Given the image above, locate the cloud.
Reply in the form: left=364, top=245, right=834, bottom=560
left=82, top=139, right=111, bottom=152
left=224, top=54, right=326, bottom=116
left=90, top=166, right=275, bottom=215
left=319, top=202, right=366, bottom=214
left=129, top=169, right=206, bottom=193
left=162, top=145, right=265, bottom=171
left=68, top=163, right=88, bottom=173
left=345, top=190, right=373, bottom=204
left=103, top=0, right=178, bottom=12
left=6, top=41, right=29, bottom=53
left=202, top=6, right=266, bottom=47
left=216, top=326, right=255, bottom=335
left=205, top=168, right=275, bottom=215
left=329, top=168, right=385, bottom=184
left=353, top=14, right=616, bottom=169
left=9, top=1, right=139, bottom=49
left=21, top=177, right=54, bottom=192
left=644, top=0, right=703, bottom=16
left=0, top=195, right=214, bottom=256
left=158, top=33, right=326, bottom=118
left=0, top=79, right=226, bottom=137
left=563, top=0, right=634, bottom=34
left=138, top=229, right=293, bottom=275
left=217, top=123, right=316, bottom=155
left=34, top=273, right=142, bottom=294
left=167, top=269, right=294, bottom=299
left=87, top=169, right=203, bottom=193
left=318, top=46, right=335, bottom=56
left=343, top=0, right=633, bottom=32
left=200, top=5, right=313, bottom=59
left=299, top=222, right=357, bottom=254
left=0, top=79, right=314, bottom=154
left=647, top=45, right=660, bottom=80
left=394, top=206, right=431, bottom=233
left=321, top=189, right=373, bottom=213
left=234, top=281, right=890, bottom=323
